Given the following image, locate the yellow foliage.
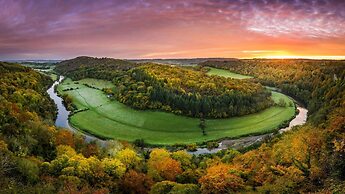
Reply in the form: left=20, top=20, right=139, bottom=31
left=149, top=148, right=170, bottom=160
left=115, top=148, right=142, bottom=169
left=0, top=140, right=8, bottom=152
left=101, top=158, right=126, bottom=178
left=171, top=150, right=192, bottom=169
left=56, top=145, right=76, bottom=158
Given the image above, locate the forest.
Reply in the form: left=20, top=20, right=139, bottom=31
left=0, top=59, right=344, bottom=193
left=200, top=59, right=345, bottom=123
left=112, top=64, right=273, bottom=118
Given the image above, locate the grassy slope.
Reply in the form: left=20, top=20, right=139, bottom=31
left=49, top=73, right=58, bottom=81
left=207, top=67, right=253, bottom=79
left=58, top=75, right=295, bottom=145
left=74, top=78, right=115, bottom=89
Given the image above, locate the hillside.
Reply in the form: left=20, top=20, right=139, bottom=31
left=0, top=62, right=56, bottom=121
left=130, top=58, right=239, bottom=66
left=200, top=59, right=345, bottom=122
left=55, top=56, right=139, bottom=80
left=113, top=64, right=274, bottom=118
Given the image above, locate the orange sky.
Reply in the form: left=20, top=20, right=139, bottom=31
left=0, top=0, right=345, bottom=60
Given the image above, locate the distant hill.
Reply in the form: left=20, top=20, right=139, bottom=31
left=130, top=58, right=239, bottom=66
left=55, top=56, right=137, bottom=74
left=55, top=56, right=139, bottom=80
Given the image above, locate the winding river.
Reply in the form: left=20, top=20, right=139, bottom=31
left=47, top=76, right=105, bottom=144
left=190, top=106, right=308, bottom=154
left=47, top=76, right=308, bottom=153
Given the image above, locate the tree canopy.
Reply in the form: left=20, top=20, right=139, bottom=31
left=113, top=64, right=273, bottom=118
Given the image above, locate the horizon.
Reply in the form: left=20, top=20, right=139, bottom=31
left=4, top=56, right=345, bottom=62
left=1, top=0, right=345, bottom=60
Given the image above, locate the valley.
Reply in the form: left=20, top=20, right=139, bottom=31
left=54, top=63, right=296, bottom=145
left=1, top=58, right=343, bottom=193
left=2, top=1, right=345, bottom=192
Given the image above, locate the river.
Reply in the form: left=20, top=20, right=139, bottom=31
left=190, top=106, right=308, bottom=154
left=47, top=76, right=308, bottom=153
left=47, top=76, right=105, bottom=144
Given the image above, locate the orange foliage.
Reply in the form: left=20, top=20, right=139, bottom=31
left=55, top=130, right=75, bottom=148
left=148, top=149, right=182, bottom=181
left=122, top=170, right=153, bottom=194
left=82, top=143, right=100, bottom=158
left=199, top=163, right=244, bottom=193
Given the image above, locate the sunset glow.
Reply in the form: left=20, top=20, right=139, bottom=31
left=0, top=0, right=345, bottom=60
left=255, top=55, right=345, bottom=60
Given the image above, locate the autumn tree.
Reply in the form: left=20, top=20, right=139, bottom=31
left=199, top=163, right=244, bottom=193
left=82, top=142, right=100, bottom=158
left=122, top=170, right=154, bottom=194
left=55, top=130, right=75, bottom=148
left=115, top=148, right=142, bottom=170
left=171, top=150, right=193, bottom=170
left=149, top=181, right=199, bottom=194
left=148, top=149, right=182, bottom=181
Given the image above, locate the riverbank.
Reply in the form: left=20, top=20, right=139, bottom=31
left=47, top=76, right=106, bottom=145
left=54, top=76, right=295, bottom=145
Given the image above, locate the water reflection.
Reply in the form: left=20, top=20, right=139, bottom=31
left=47, top=76, right=70, bottom=128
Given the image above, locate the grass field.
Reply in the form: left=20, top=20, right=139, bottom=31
left=58, top=74, right=295, bottom=145
left=49, top=73, right=58, bottom=81
left=206, top=67, right=253, bottom=79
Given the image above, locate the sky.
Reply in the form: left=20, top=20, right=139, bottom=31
left=1, top=0, right=345, bottom=60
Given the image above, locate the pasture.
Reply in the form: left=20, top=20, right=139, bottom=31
left=206, top=67, right=253, bottom=79
left=58, top=75, right=295, bottom=145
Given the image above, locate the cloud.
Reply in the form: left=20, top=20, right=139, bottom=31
left=0, top=0, right=344, bottom=59
left=244, top=0, right=345, bottom=38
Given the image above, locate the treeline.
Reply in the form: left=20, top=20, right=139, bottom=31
left=113, top=64, right=273, bottom=118
left=21, top=62, right=56, bottom=70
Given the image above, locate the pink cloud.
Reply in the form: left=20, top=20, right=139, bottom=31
left=0, top=0, right=344, bottom=59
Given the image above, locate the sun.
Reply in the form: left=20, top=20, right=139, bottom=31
left=251, top=50, right=345, bottom=60
left=257, top=55, right=345, bottom=60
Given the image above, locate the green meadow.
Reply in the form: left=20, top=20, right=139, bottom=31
left=206, top=67, right=253, bottom=79
left=58, top=67, right=295, bottom=145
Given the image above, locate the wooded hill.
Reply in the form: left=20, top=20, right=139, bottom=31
left=200, top=59, right=345, bottom=123
left=0, top=62, right=56, bottom=122
left=113, top=64, right=273, bottom=118
left=55, top=56, right=139, bottom=80
left=55, top=57, right=274, bottom=118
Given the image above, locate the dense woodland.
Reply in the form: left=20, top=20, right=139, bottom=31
left=0, top=59, right=344, bottom=193
left=200, top=59, right=345, bottom=123
left=113, top=64, right=273, bottom=118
